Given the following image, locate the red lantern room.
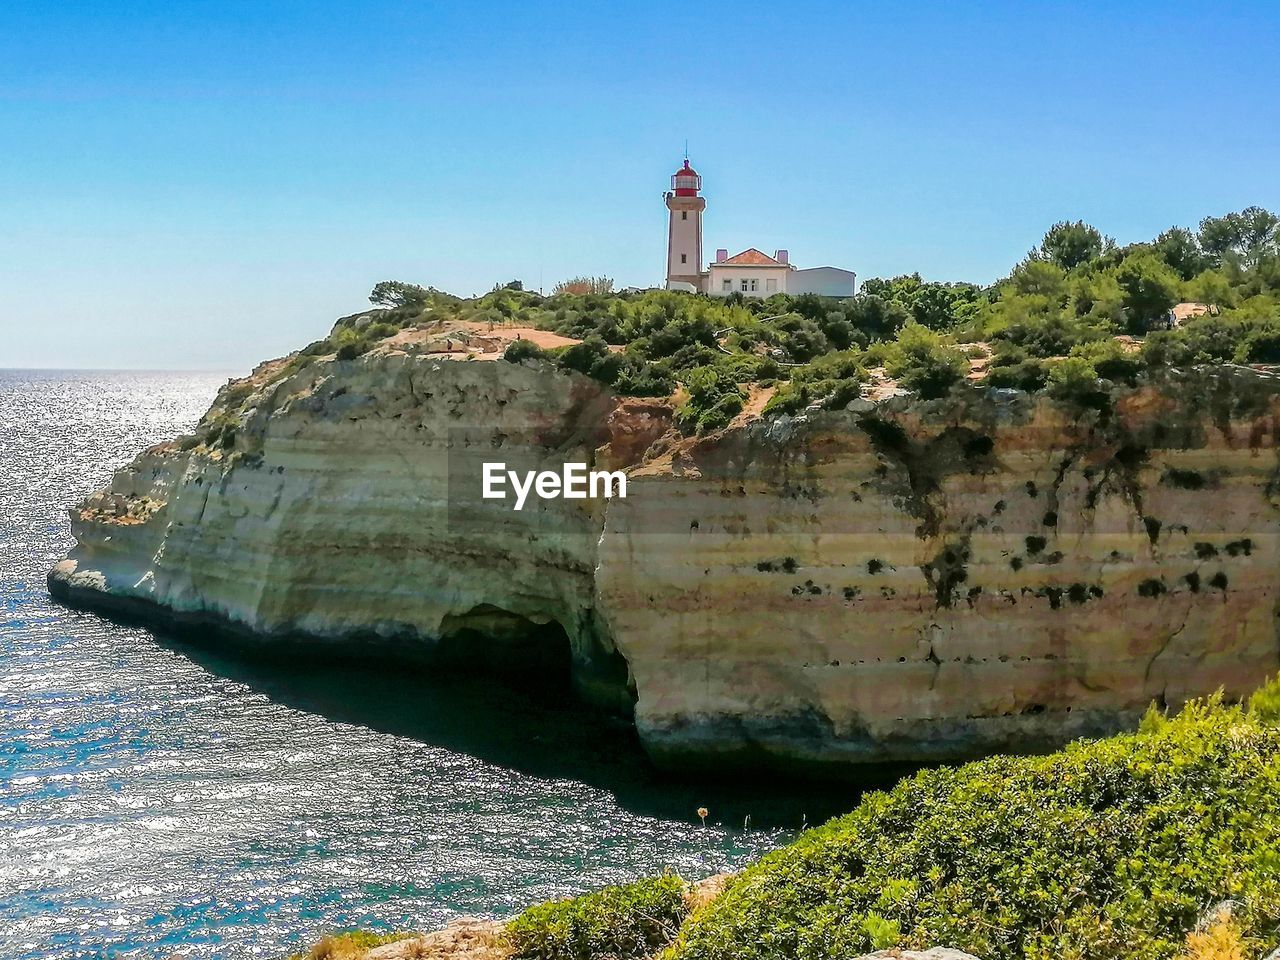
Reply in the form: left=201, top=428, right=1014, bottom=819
left=671, top=159, right=701, bottom=196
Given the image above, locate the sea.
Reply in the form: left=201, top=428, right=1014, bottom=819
left=0, top=370, right=842, bottom=959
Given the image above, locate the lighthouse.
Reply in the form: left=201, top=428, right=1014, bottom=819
left=664, top=158, right=705, bottom=290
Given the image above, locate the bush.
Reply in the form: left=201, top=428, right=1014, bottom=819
left=1070, top=339, right=1142, bottom=384
left=693, top=393, right=745, bottom=433
left=557, top=336, right=613, bottom=378
left=1177, top=915, right=1247, bottom=960
left=507, top=873, right=688, bottom=960
left=988, top=345, right=1050, bottom=391
left=990, top=310, right=1112, bottom=358
left=1046, top=356, right=1111, bottom=411
left=987, top=357, right=1049, bottom=392
left=504, top=339, right=549, bottom=363
left=845, top=293, right=911, bottom=341
left=885, top=323, right=969, bottom=399
left=614, top=356, right=675, bottom=397
left=761, top=351, right=866, bottom=416
left=1139, top=311, right=1280, bottom=368
left=763, top=375, right=864, bottom=417
left=667, top=684, right=1280, bottom=960
left=762, top=382, right=817, bottom=416
left=1234, top=322, right=1280, bottom=363
left=331, top=325, right=370, bottom=361
left=676, top=366, right=745, bottom=434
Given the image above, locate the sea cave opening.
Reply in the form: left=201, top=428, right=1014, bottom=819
left=435, top=603, right=574, bottom=689
left=434, top=603, right=636, bottom=720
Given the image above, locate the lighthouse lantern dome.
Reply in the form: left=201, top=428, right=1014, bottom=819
left=671, top=159, right=701, bottom=197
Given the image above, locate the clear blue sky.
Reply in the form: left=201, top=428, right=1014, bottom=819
left=3, top=1, right=1277, bottom=371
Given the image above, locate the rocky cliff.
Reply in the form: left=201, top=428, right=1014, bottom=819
left=49, top=339, right=1280, bottom=774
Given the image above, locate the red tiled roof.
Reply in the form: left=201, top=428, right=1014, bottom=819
left=718, top=247, right=784, bottom=266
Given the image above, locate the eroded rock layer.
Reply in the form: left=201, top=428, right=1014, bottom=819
left=49, top=349, right=1280, bottom=774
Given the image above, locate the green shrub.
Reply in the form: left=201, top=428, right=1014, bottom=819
left=1046, top=356, right=1111, bottom=410
left=771, top=313, right=830, bottom=362
left=557, top=336, right=615, bottom=379
left=763, top=352, right=866, bottom=416
left=1233, top=319, right=1280, bottom=363
left=613, top=356, right=675, bottom=397
left=676, top=366, right=744, bottom=434
left=504, top=339, right=549, bottom=363
left=508, top=873, right=688, bottom=960
left=763, top=376, right=864, bottom=416
left=762, top=382, right=817, bottom=416
left=989, top=309, right=1113, bottom=358
left=693, top=393, right=744, bottom=432
left=1070, top=339, right=1142, bottom=384
left=666, top=688, right=1280, bottom=960
left=332, top=326, right=368, bottom=361
left=885, top=323, right=969, bottom=399
left=334, top=342, right=362, bottom=361
left=1249, top=674, right=1280, bottom=724
left=988, top=356, right=1049, bottom=392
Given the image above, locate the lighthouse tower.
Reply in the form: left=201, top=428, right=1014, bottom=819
left=665, top=158, right=705, bottom=290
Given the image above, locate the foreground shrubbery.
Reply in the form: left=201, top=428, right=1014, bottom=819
left=507, top=873, right=688, bottom=960
left=665, top=685, right=1280, bottom=960
left=504, top=682, right=1280, bottom=960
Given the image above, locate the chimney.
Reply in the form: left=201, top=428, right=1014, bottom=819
left=774, top=249, right=789, bottom=264
left=715, top=248, right=728, bottom=263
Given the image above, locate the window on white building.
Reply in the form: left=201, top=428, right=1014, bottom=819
left=749, top=279, right=759, bottom=292
left=766, top=278, right=777, bottom=292
left=681, top=211, right=687, bottom=220
left=681, top=254, right=687, bottom=264
left=722, top=279, right=732, bottom=292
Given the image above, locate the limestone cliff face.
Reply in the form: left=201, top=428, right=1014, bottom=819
left=49, top=347, right=1280, bottom=774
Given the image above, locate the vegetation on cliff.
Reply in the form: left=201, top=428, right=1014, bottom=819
left=505, top=680, right=1280, bottom=960
left=506, top=873, right=688, bottom=960
left=189, top=206, right=1279, bottom=447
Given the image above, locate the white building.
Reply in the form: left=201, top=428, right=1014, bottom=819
left=663, top=158, right=856, bottom=298
left=706, top=248, right=792, bottom=296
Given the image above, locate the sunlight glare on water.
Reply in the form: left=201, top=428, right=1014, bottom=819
left=0, top=370, right=817, bottom=959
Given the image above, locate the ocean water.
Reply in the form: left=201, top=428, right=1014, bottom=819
left=0, top=370, right=841, bottom=960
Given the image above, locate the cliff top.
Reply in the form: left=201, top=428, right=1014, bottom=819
left=176, top=207, right=1279, bottom=455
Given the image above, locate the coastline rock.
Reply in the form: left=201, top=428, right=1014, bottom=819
left=365, top=919, right=507, bottom=960
left=48, top=348, right=1280, bottom=773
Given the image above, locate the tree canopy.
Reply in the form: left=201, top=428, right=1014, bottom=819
left=1036, top=220, right=1114, bottom=270
left=368, top=280, right=432, bottom=309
